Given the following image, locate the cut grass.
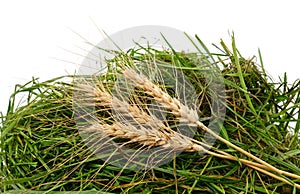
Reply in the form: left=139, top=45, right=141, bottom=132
left=0, top=35, right=299, bottom=193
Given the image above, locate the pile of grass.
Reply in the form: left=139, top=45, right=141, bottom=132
left=0, top=35, right=299, bottom=193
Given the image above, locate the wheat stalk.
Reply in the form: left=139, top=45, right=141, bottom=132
left=121, top=67, right=300, bottom=188
left=83, top=83, right=274, bottom=170
left=75, top=71, right=300, bottom=188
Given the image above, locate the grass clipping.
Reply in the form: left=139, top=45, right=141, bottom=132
left=1, top=36, right=300, bottom=193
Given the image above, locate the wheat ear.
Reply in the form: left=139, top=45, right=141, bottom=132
left=78, top=83, right=204, bottom=152
left=122, top=67, right=300, bottom=187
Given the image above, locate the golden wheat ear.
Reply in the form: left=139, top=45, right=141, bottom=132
left=121, top=67, right=300, bottom=188
left=75, top=80, right=205, bottom=168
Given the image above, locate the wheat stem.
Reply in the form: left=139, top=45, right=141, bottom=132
left=197, top=121, right=300, bottom=181
left=249, top=165, right=300, bottom=189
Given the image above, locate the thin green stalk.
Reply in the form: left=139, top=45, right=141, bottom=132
left=231, top=34, right=257, bottom=115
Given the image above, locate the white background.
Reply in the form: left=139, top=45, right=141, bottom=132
left=0, top=0, right=299, bottom=115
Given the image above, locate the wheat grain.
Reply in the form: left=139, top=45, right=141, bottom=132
left=85, top=122, right=206, bottom=153
left=123, top=68, right=199, bottom=125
